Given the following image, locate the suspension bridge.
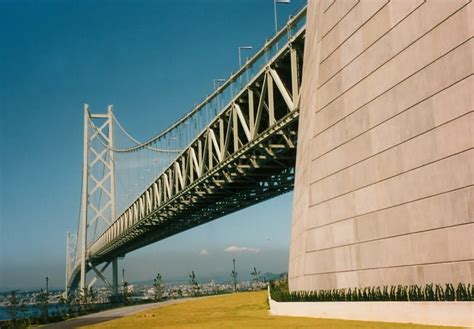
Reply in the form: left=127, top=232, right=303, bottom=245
left=65, top=5, right=306, bottom=295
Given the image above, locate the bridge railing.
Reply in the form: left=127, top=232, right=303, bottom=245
left=113, top=5, right=307, bottom=156
left=108, top=5, right=307, bottom=218
left=173, top=5, right=307, bottom=147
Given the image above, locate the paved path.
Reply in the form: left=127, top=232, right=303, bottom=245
left=41, top=298, right=194, bottom=328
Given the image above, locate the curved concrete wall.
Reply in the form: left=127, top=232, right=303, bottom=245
left=289, top=0, right=473, bottom=291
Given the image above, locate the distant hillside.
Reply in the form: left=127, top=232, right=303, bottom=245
left=128, top=272, right=288, bottom=286
left=260, top=272, right=287, bottom=282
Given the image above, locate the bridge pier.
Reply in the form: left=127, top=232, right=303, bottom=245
left=112, top=258, right=119, bottom=295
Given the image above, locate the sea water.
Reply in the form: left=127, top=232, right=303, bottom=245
left=0, top=304, right=67, bottom=320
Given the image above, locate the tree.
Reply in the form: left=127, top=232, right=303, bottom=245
left=6, top=290, right=19, bottom=324
left=35, top=289, right=49, bottom=323
left=251, top=267, right=261, bottom=289
left=66, top=292, right=78, bottom=317
left=58, top=294, right=68, bottom=319
left=122, top=281, right=130, bottom=305
left=79, top=288, right=88, bottom=304
left=88, top=287, right=98, bottom=312
left=19, top=298, right=29, bottom=326
left=153, top=273, right=164, bottom=301
left=79, top=287, right=89, bottom=314
left=230, top=259, right=238, bottom=292
left=188, top=271, right=200, bottom=296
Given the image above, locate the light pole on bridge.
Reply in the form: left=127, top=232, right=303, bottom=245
left=274, top=0, right=291, bottom=33
left=231, top=259, right=238, bottom=293
left=213, top=78, right=226, bottom=90
left=238, top=46, right=253, bottom=67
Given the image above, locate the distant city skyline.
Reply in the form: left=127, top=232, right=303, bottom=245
left=0, top=0, right=305, bottom=290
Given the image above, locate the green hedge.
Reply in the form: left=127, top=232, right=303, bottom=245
left=270, top=282, right=474, bottom=302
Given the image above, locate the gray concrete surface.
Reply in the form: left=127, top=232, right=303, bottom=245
left=41, top=298, right=193, bottom=328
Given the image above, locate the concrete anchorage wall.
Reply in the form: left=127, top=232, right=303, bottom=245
left=289, top=0, right=474, bottom=291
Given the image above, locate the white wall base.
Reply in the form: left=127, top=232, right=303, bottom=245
left=268, top=291, right=474, bottom=327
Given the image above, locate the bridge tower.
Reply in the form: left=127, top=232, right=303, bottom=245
left=78, top=104, right=119, bottom=295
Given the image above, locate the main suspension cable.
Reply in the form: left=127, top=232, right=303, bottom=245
left=88, top=115, right=182, bottom=153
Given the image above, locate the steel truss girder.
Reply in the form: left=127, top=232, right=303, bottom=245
left=68, top=22, right=305, bottom=288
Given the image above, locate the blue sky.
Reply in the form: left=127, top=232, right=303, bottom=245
left=0, top=0, right=305, bottom=290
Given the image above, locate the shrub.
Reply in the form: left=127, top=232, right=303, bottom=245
left=270, top=282, right=474, bottom=302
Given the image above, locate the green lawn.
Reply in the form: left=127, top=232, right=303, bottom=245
left=84, top=291, right=459, bottom=329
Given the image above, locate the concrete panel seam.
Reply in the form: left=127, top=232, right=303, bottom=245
left=310, top=110, right=473, bottom=187
left=318, top=0, right=426, bottom=87
left=313, top=37, right=473, bottom=138
left=316, top=4, right=473, bottom=113
left=310, top=146, right=473, bottom=207
left=308, top=184, right=474, bottom=230
left=320, top=0, right=391, bottom=64
left=311, top=74, right=473, bottom=163
left=323, top=0, right=336, bottom=14
left=302, top=258, right=474, bottom=276
left=321, top=0, right=361, bottom=41
left=306, top=221, right=472, bottom=253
